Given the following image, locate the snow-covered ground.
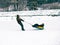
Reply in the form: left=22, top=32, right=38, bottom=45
left=0, top=16, right=60, bottom=31
left=0, top=11, right=60, bottom=45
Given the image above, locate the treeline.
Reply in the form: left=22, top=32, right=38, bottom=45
left=0, top=0, right=11, bottom=8
left=27, top=0, right=60, bottom=5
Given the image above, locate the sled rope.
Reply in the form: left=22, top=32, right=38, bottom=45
left=24, top=21, right=32, bottom=25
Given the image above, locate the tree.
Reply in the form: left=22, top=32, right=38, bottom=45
left=0, top=0, right=11, bottom=8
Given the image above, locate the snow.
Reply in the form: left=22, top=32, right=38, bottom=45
left=0, top=16, right=60, bottom=31
left=0, top=11, right=60, bottom=45
left=0, top=10, right=60, bottom=16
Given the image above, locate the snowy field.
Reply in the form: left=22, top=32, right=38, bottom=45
left=0, top=16, right=60, bottom=31
left=0, top=11, right=60, bottom=45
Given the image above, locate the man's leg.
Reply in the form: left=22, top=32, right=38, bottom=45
left=20, top=22, right=25, bottom=31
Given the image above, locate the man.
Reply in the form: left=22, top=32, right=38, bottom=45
left=16, top=15, right=25, bottom=31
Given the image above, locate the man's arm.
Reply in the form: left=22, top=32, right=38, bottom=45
left=20, top=19, right=24, bottom=22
